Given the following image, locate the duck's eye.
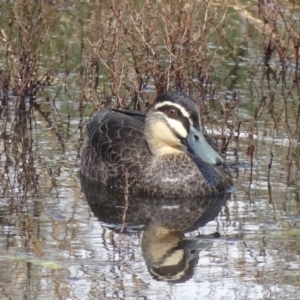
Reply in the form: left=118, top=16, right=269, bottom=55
left=168, top=108, right=177, bottom=117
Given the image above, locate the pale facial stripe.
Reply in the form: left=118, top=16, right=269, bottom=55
left=160, top=249, right=184, bottom=267
left=154, top=101, right=193, bottom=124
left=165, top=118, right=188, bottom=138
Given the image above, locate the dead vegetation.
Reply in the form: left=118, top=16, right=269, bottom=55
left=0, top=4, right=300, bottom=298
left=79, top=0, right=232, bottom=113
left=0, top=0, right=300, bottom=200
left=0, top=1, right=299, bottom=114
left=0, top=1, right=64, bottom=112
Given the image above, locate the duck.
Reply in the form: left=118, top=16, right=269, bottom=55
left=80, top=91, right=233, bottom=198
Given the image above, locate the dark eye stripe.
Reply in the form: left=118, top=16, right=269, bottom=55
left=153, top=92, right=200, bottom=126
left=155, top=105, right=190, bottom=133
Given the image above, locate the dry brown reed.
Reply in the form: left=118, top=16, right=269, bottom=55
left=0, top=0, right=299, bottom=200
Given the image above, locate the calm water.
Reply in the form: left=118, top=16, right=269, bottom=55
left=1, top=1, right=300, bottom=300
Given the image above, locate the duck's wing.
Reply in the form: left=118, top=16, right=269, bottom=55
left=87, top=108, right=148, bottom=166
left=112, top=108, right=146, bottom=122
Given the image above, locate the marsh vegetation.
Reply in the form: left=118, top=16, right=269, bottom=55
left=1, top=0, right=300, bottom=299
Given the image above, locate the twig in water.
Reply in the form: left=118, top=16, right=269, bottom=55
left=120, top=168, right=130, bottom=233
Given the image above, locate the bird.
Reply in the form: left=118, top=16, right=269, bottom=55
left=80, top=91, right=233, bottom=198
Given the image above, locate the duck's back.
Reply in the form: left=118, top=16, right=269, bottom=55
left=80, top=108, right=150, bottom=188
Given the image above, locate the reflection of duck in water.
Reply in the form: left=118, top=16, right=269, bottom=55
left=80, top=177, right=231, bottom=282
left=141, top=221, right=216, bottom=283
left=81, top=91, right=233, bottom=198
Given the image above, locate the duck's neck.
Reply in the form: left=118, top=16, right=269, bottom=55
left=146, top=140, right=185, bottom=156
left=145, top=116, right=186, bottom=156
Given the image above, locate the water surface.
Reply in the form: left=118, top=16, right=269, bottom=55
left=1, top=1, right=300, bottom=299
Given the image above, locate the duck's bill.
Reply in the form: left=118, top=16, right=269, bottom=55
left=185, top=125, right=224, bottom=165
left=184, top=238, right=212, bottom=251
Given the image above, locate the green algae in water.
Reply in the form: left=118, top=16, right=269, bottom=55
left=6, top=255, right=63, bottom=270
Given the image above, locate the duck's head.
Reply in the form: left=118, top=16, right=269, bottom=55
left=145, top=91, right=223, bottom=165
left=142, top=223, right=210, bottom=283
